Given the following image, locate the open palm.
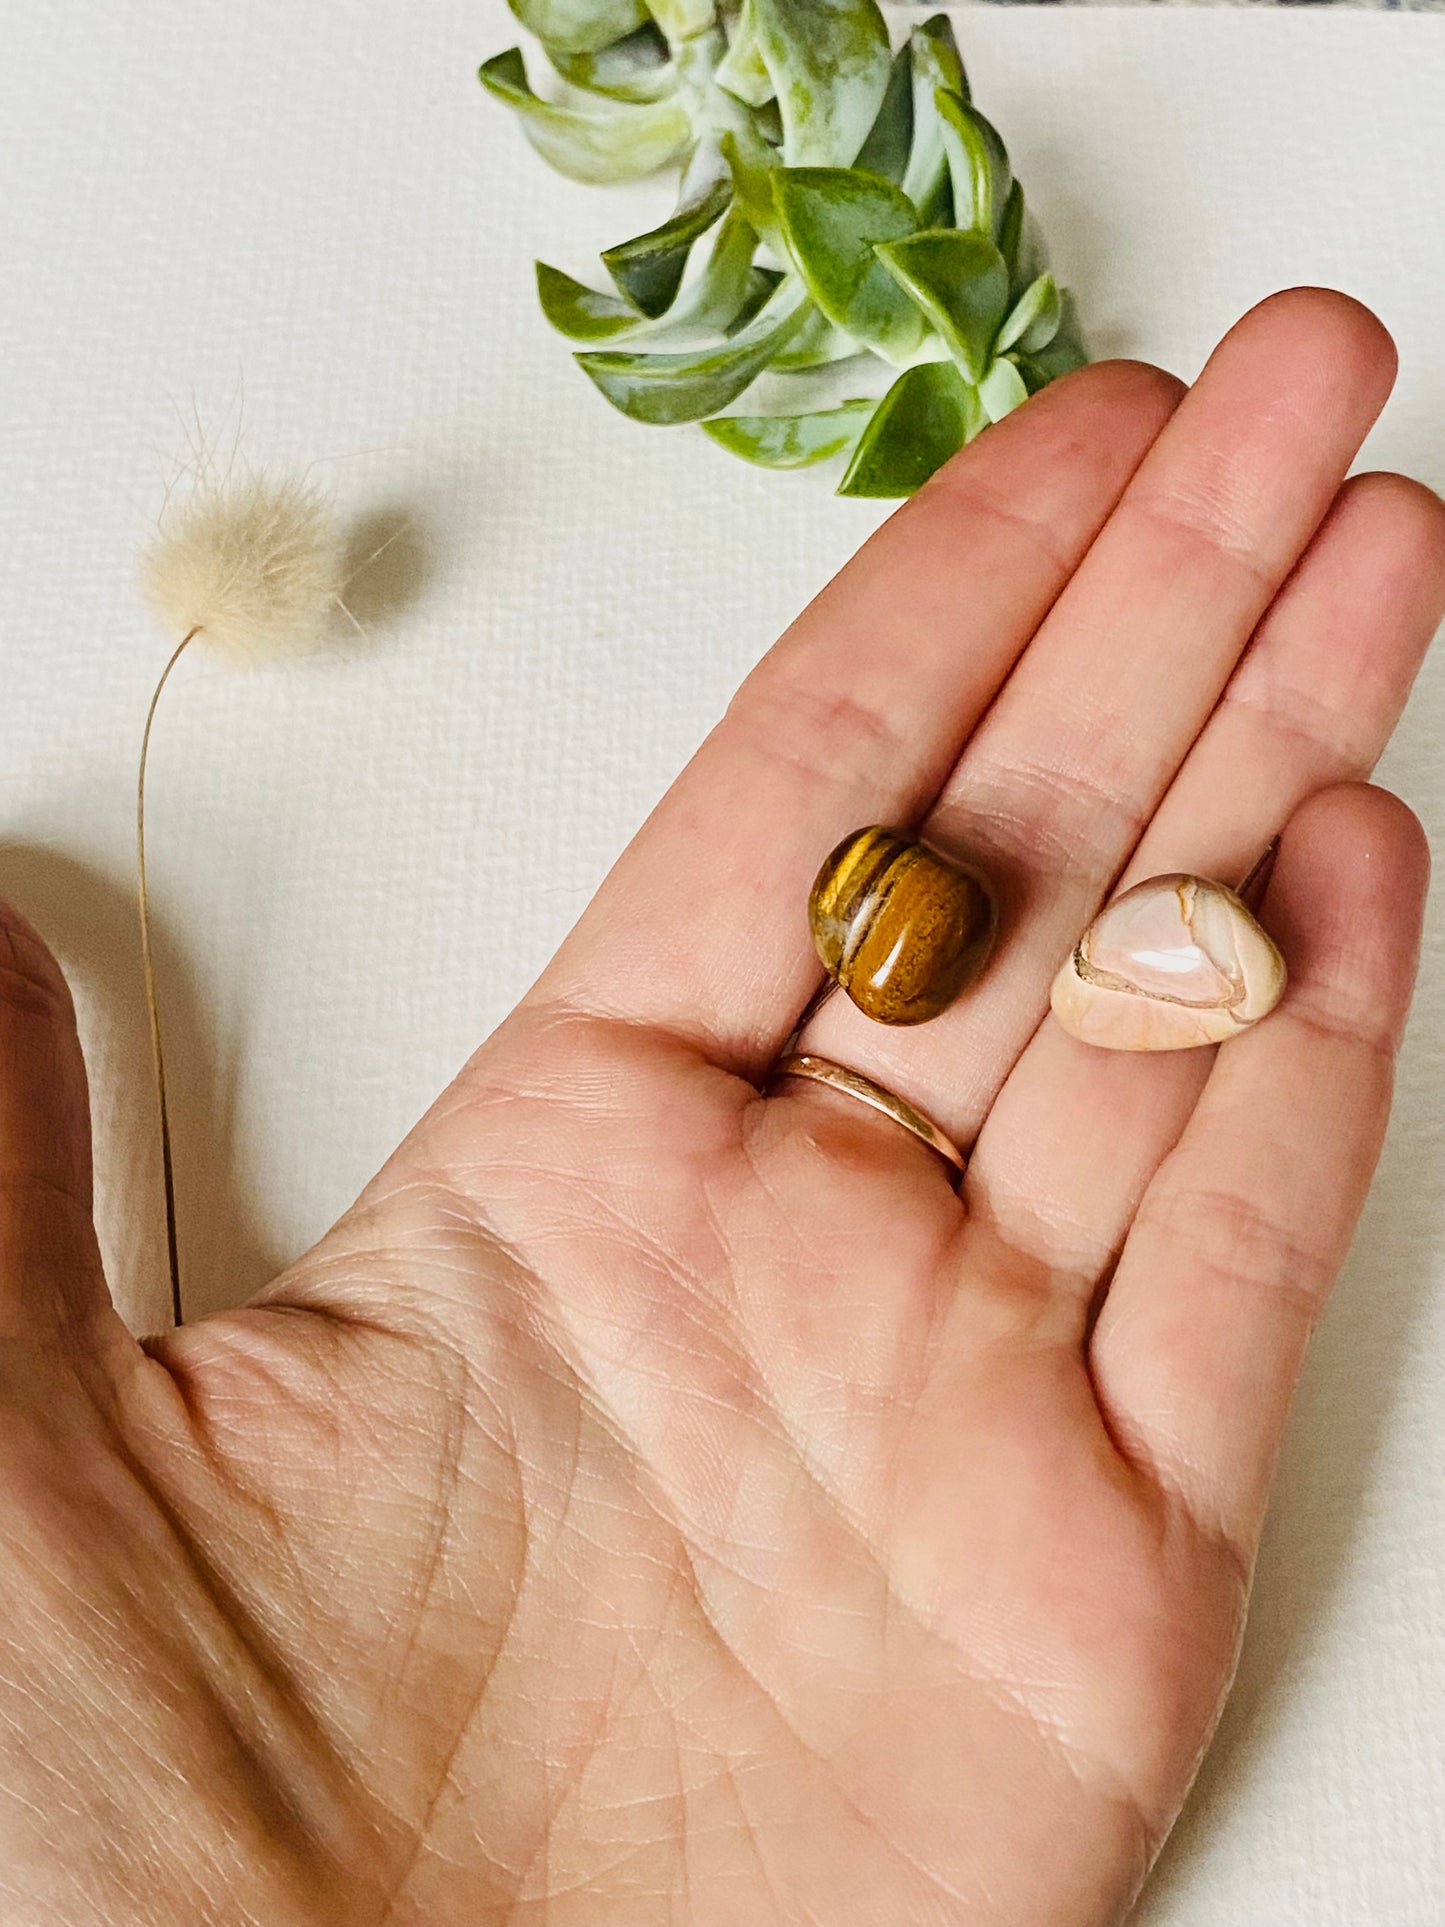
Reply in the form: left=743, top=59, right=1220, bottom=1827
left=4, top=290, right=1443, bottom=1927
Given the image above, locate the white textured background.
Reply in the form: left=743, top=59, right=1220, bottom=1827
left=1, top=2, right=1442, bottom=1918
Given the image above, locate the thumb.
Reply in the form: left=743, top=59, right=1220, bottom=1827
left=0, top=901, right=111, bottom=1341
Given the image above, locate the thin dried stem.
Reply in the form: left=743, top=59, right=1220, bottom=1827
left=344, top=517, right=412, bottom=586
left=138, top=626, right=200, bottom=1327
left=1236, top=837, right=1280, bottom=909
left=774, top=978, right=838, bottom=1068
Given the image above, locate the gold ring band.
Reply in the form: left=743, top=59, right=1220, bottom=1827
left=774, top=1054, right=967, bottom=1177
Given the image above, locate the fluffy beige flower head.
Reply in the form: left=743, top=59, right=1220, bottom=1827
left=139, top=471, right=345, bottom=665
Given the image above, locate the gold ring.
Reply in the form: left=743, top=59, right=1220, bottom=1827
left=774, top=1054, right=967, bottom=1177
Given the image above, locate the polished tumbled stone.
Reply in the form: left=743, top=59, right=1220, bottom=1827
left=1050, top=874, right=1286, bottom=1052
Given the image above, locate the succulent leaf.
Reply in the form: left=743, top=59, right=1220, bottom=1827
left=602, top=149, right=732, bottom=315
left=725, top=264, right=786, bottom=334
left=1014, top=290, right=1089, bottom=391
left=702, top=399, right=876, bottom=468
left=935, top=89, right=1012, bottom=239
left=720, top=125, right=783, bottom=250
left=481, top=48, right=691, bottom=183
left=508, top=0, right=648, bottom=57
left=715, top=0, right=775, bottom=108
left=977, top=355, right=1028, bottom=423
left=901, top=16, right=965, bottom=214
left=637, top=209, right=772, bottom=336
left=853, top=45, right=914, bottom=187
left=874, top=227, right=1009, bottom=384
left=537, top=262, right=648, bottom=342
left=996, top=271, right=1061, bottom=355
left=539, top=211, right=772, bottom=345
left=913, top=13, right=967, bottom=101
left=771, top=306, right=862, bottom=371
left=575, top=278, right=809, bottom=423
left=547, top=23, right=674, bottom=102
left=997, top=178, right=1026, bottom=289
left=750, top=0, right=892, bottom=167
left=838, top=360, right=981, bottom=498
left=646, top=0, right=718, bottom=39
left=686, top=214, right=779, bottom=339
left=752, top=97, right=784, bottom=145
left=775, top=168, right=924, bottom=363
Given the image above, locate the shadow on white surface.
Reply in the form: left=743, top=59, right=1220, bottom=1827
left=0, top=843, right=284, bottom=1327
left=340, top=500, right=437, bottom=643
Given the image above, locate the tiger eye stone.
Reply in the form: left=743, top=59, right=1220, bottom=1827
left=1050, top=873, right=1286, bottom=1051
left=808, top=825, right=999, bottom=1025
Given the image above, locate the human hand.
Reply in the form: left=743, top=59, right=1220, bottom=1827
left=3, top=289, right=1443, bottom=1927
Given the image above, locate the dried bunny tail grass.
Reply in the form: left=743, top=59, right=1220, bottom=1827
left=139, top=470, right=346, bottom=666
left=137, top=464, right=347, bottom=1327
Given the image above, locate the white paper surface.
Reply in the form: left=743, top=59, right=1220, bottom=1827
left=1, top=3, right=1442, bottom=1918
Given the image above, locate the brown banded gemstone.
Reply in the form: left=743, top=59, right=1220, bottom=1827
left=808, top=825, right=999, bottom=1025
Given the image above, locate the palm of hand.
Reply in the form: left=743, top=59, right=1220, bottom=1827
left=4, top=294, right=1443, bottom=1927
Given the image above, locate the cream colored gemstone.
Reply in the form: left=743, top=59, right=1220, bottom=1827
left=1050, top=874, right=1286, bottom=1052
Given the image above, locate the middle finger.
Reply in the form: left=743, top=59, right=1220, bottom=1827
left=796, top=289, right=1397, bottom=1143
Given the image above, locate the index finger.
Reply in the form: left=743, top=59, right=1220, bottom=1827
left=535, top=360, right=1183, bottom=1076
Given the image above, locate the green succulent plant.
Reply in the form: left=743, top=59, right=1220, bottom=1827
left=481, top=0, right=1087, bottom=497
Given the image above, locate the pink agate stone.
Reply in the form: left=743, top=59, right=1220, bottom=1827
left=1050, top=874, right=1286, bottom=1052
